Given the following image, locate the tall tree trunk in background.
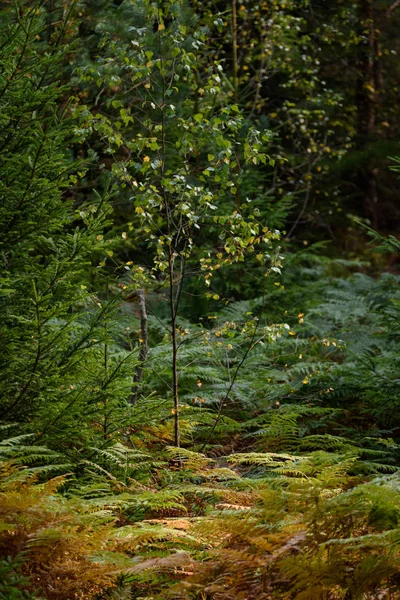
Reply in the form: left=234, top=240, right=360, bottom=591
left=47, top=0, right=55, bottom=42
left=356, top=0, right=381, bottom=227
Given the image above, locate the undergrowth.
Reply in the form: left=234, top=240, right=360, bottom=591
left=1, top=435, right=400, bottom=599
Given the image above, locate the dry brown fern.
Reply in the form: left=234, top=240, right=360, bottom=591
left=0, top=464, right=117, bottom=599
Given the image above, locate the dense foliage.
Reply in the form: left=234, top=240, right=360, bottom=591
left=1, top=1, right=400, bottom=599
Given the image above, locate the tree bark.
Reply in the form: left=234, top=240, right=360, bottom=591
left=356, top=0, right=381, bottom=226
left=130, top=289, right=148, bottom=405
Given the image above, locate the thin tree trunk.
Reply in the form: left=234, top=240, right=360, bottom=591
left=231, top=0, right=241, bottom=208
left=130, top=289, right=148, bottom=405
left=356, top=0, right=379, bottom=226
left=47, top=0, right=55, bottom=43
left=157, top=2, right=180, bottom=447
left=168, top=255, right=180, bottom=448
left=232, top=0, right=238, bottom=104
left=356, top=0, right=376, bottom=135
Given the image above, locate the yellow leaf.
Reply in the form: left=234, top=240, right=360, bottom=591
left=158, top=23, right=165, bottom=31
